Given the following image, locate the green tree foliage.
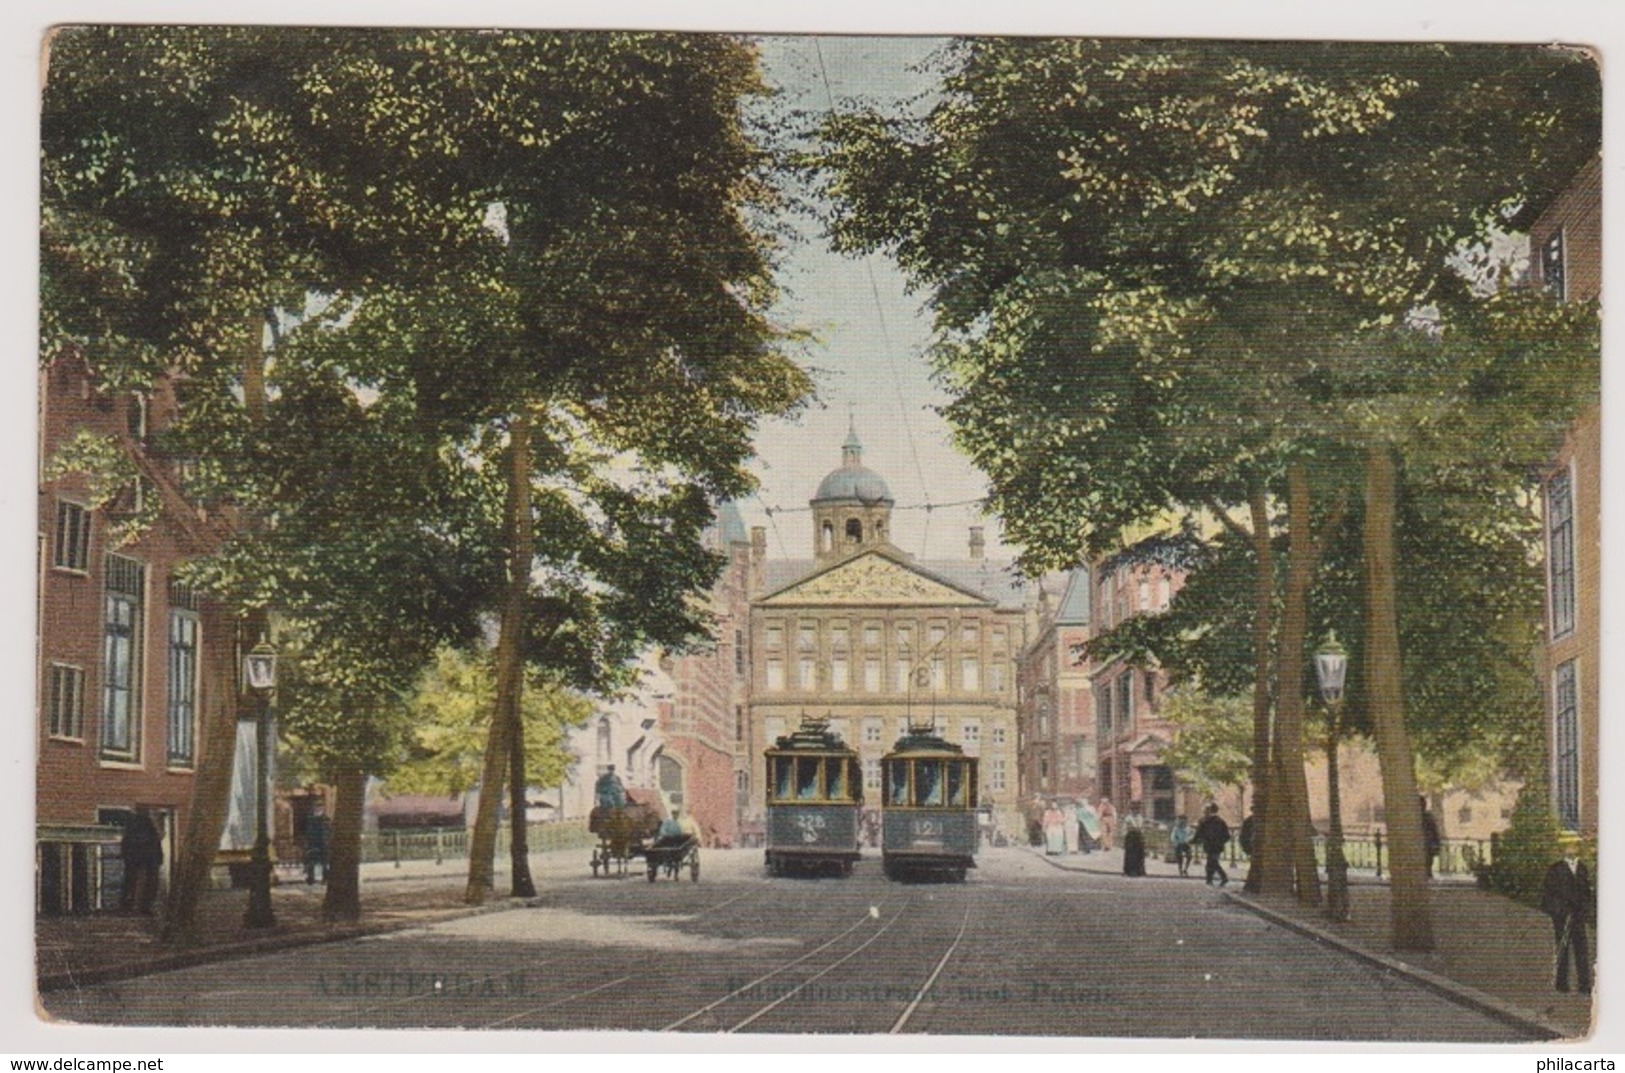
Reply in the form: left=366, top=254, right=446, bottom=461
left=385, top=647, right=593, bottom=797
left=818, top=37, right=1597, bottom=943
left=43, top=27, right=812, bottom=924
left=1157, top=687, right=1253, bottom=797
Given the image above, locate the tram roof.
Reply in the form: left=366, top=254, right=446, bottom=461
left=883, top=730, right=967, bottom=757
left=768, top=723, right=854, bottom=753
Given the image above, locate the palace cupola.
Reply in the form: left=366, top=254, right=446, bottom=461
left=811, top=422, right=894, bottom=563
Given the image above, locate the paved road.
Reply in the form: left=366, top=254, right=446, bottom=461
left=40, top=847, right=1537, bottom=1042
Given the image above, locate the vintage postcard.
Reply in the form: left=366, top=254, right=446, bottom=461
left=22, top=5, right=1614, bottom=1055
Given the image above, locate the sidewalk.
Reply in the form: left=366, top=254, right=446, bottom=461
left=36, top=850, right=582, bottom=993
left=1030, top=844, right=1594, bottom=1040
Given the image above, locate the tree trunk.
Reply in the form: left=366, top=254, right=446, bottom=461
left=162, top=608, right=252, bottom=942
left=163, top=321, right=270, bottom=941
left=1274, top=462, right=1322, bottom=905
left=322, top=766, right=367, bottom=922
left=1244, top=485, right=1278, bottom=895
left=508, top=706, right=535, bottom=897
left=466, top=413, right=531, bottom=904
left=1363, top=443, right=1434, bottom=951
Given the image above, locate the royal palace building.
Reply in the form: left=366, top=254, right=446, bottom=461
left=742, top=427, right=1032, bottom=837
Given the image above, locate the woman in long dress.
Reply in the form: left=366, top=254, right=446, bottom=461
left=1042, top=802, right=1067, bottom=855
left=1097, top=797, right=1118, bottom=852
left=1074, top=799, right=1100, bottom=854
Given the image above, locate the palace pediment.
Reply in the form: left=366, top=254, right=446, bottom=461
left=759, top=550, right=992, bottom=607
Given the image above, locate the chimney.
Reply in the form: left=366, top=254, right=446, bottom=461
left=969, top=526, right=985, bottom=560
left=750, top=526, right=767, bottom=594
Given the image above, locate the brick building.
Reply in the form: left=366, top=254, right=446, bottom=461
left=1089, top=554, right=1196, bottom=824
left=658, top=502, right=752, bottom=847
left=1016, top=567, right=1095, bottom=804
left=37, top=355, right=234, bottom=913
left=1530, top=156, right=1601, bottom=838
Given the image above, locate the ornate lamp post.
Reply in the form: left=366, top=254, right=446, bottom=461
left=1314, top=632, right=1350, bottom=922
left=243, top=639, right=278, bottom=929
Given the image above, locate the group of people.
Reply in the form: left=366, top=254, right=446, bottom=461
left=1038, top=797, right=1119, bottom=856
left=1035, top=796, right=1242, bottom=885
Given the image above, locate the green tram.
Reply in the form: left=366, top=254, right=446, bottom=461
left=763, top=718, right=863, bottom=877
left=880, top=728, right=979, bottom=882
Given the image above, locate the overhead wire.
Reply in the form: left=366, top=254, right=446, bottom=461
left=812, top=37, right=937, bottom=558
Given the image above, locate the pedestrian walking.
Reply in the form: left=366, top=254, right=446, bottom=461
left=1540, top=833, right=1593, bottom=995
left=1170, top=815, right=1194, bottom=876
left=1419, top=795, right=1442, bottom=879
left=304, top=801, right=331, bottom=885
left=1121, top=823, right=1147, bottom=876
left=1063, top=800, right=1081, bottom=855
left=1194, top=803, right=1231, bottom=887
left=1042, top=801, right=1067, bottom=856
left=1097, top=797, right=1117, bottom=852
left=1074, top=798, right=1099, bottom=854
left=118, top=807, right=163, bottom=915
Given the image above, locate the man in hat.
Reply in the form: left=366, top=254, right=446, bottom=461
left=594, top=764, right=628, bottom=810
left=1540, top=833, right=1593, bottom=995
left=1194, top=803, right=1231, bottom=887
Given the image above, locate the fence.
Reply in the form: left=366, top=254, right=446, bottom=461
left=354, top=820, right=594, bottom=867
left=1140, top=827, right=1491, bottom=878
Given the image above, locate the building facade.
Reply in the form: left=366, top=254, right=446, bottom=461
left=1016, top=567, right=1095, bottom=805
left=37, top=355, right=234, bottom=913
left=743, top=430, right=1031, bottom=836
left=1533, top=156, right=1601, bottom=838
left=1089, top=555, right=1193, bottom=823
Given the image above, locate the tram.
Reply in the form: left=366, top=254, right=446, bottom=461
left=763, top=717, right=863, bottom=877
left=880, top=727, right=979, bottom=882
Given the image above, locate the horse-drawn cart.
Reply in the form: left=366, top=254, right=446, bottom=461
left=642, top=835, right=700, bottom=882
left=588, top=794, right=660, bottom=878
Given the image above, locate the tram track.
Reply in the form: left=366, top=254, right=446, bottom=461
left=658, top=892, right=910, bottom=1031
left=310, top=877, right=779, bottom=1029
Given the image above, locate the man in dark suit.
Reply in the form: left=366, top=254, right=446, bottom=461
left=1194, top=803, right=1231, bottom=887
left=1540, top=833, right=1593, bottom=995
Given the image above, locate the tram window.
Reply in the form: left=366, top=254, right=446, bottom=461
left=825, top=758, right=847, bottom=800
left=796, top=757, right=821, bottom=800
left=887, top=762, right=911, bottom=806
left=773, top=756, right=794, bottom=801
left=916, top=760, right=944, bottom=807
left=850, top=758, right=864, bottom=801
left=947, top=762, right=968, bottom=807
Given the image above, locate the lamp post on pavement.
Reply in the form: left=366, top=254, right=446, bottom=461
left=243, top=639, right=278, bottom=929
left=1314, top=632, right=1351, bottom=923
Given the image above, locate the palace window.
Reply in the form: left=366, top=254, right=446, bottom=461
left=54, top=500, right=91, bottom=573
left=863, top=622, right=881, bottom=647
left=864, top=719, right=883, bottom=744
left=864, top=657, right=881, bottom=692
left=831, top=656, right=849, bottom=692
left=962, top=656, right=980, bottom=692
left=991, top=725, right=1007, bottom=748
left=765, top=658, right=785, bottom=691
left=962, top=720, right=981, bottom=749
left=988, top=661, right=1005, bottom=693
left=797, top=656, right=816, bottom=690
left=765, top=622, right=784, bottom=649
left=989, top=758, right=1007, bottom=793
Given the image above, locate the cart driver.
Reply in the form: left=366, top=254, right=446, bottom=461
left=594, top=765, right=628, bottom=810
left=657, top=807, right=699, bottom=845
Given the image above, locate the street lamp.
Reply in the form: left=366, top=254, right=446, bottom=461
left=243, top=639, right=277, bottom=929
left=1314, top=632, right=1350, bottom=922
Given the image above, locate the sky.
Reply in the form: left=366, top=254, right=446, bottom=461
left=740, top=35, right=1006, bottom=566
